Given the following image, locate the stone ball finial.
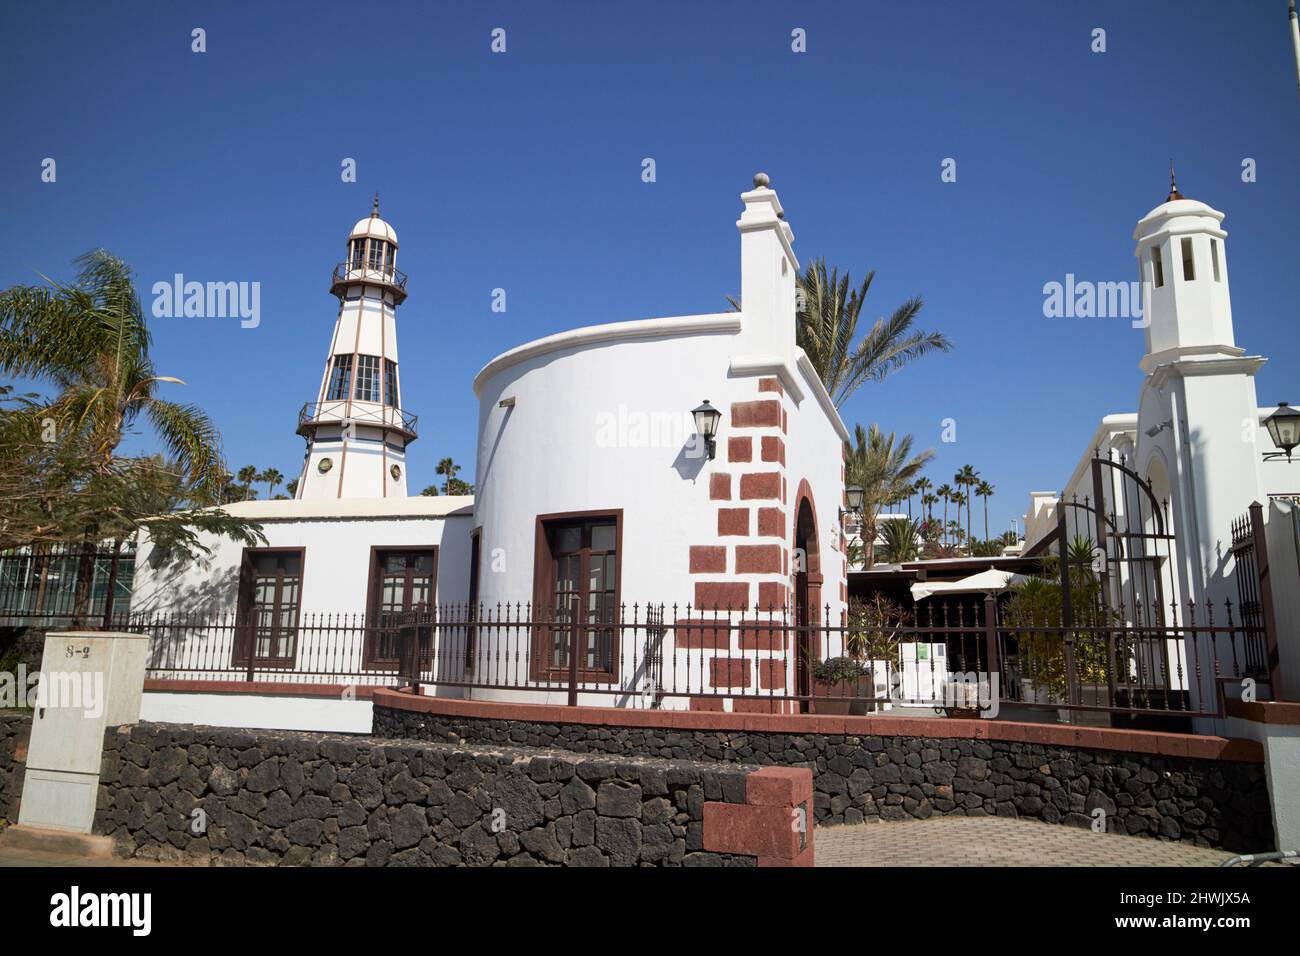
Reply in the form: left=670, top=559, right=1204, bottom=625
left=753, top=172, right=770, bottom=188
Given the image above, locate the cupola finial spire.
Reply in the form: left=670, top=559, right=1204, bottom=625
left=372, top=192, right=380, bottom=217
left=1166, top=161, right=1183, bottom=202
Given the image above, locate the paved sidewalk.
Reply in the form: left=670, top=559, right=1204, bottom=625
left=814, top=817, right=1241, bottom=867
left=0, top=847, right=156, bottom=867
left=0, top=825, right=155, bottom=868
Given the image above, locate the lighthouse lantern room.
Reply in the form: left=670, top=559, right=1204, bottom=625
left=295, top=196, right=418, bottom=499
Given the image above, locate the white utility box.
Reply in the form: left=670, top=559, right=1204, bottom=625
left=900, top=641, right=948, bottom=705
left=18, top=631, right=148, bottom=833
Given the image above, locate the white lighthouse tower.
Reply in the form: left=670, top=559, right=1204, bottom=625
left=1131, top=170, right=1266, bottom=607
left=295, top=196, right=417, bottom=499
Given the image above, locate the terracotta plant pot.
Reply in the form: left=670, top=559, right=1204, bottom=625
left=811, top=675, right=874, bottom=716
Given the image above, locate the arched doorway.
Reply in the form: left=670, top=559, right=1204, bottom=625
left=793, top=488, right=822, bottom=711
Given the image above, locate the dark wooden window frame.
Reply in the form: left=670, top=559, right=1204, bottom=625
left=530, top=509, right=623, bottom=682
left=326, top=354, right=353, bottom=402
left=362, top=544, right=438, bottom=670
left=384, top=358, right=400, bottom=408
left=233, top=546, right=307, bottom=667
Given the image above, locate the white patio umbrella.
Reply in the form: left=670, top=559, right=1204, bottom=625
left=909, top=568, right=1028, bottom=602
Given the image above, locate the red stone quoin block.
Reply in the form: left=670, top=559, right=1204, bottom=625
left=703, top=766, right=814, bottom=866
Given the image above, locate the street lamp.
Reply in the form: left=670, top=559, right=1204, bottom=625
left=1264, top=401, right=1300, bottom=462
left=692, top=400, right=722, bottom=460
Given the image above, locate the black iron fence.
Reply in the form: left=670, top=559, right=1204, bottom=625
left=136, top=611, right=400, bottom=685
left=386, top=596, right=1270, bottom=721
left=0, top=542, right=134, bottom=626
left=1231, top=502, right=1285, bottom=698
left=45, top=593, right=1267, bottom=722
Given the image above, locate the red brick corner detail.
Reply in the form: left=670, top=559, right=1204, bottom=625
left=703, top=767, right=814, bottom=867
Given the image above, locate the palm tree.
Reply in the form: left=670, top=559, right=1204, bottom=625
left=878, top=517, right=922, bottom=563
left=921, top=492, right=937, bottom=523
left=956, top=489, right=967, bottom=548
left=976, top=479, right=994, bottom=543
left=955, top=465, right=978, bottom=555
left=260, top=468, right=283, bottom=499
left=913, top=476, right=932, bottom=516
left=845, top=424, right=934, bottom=568
left=936, top=484, right=953, bottom=547
left=285, top=477, right=299, bottom=499
left=436, top=457, right=461, bottom=494
left=0, top=249, right=227, bottom=616
left=237, top=465, right=258, bottom=500
left=0, top=250, right=223, bottom=485
left=735, top=259, right=950, bottom=408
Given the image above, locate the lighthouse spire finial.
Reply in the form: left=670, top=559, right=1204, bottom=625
left=1166, top=161, right=1183, bottom=202
left=371, top=192, right=380, bottom=217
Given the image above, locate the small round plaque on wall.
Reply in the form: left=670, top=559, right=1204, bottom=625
left=318, top=457, right=333, bottom=473
left=390, top=464, right=401, bottom=480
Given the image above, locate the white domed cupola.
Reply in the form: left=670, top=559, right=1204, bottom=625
left=1132, top=166, right=1234, bottom=359
left=334, top=193, right=406, bottom=305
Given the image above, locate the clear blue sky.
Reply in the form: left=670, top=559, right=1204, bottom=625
left=3, top=1, right=1298, bottom=535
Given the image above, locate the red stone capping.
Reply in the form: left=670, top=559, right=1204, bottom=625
left=761, top=435, right=786, bottom=465
left=703, top=767, right=813, bottom=867
left=372, top=690, right=1266, bottom=763
left=688, top=545, right=726, bottom=573
left=1225, top=699, right=1300, bottom=725
left=144, top=679, right=382, bottom=699
left=735, top=544, right=782, bottom=573
left=694, top=581, right=749, bottom=610
left=731, top=400, right=781, bottom=429
left=709, top=472, right=731, bottom=500
left=740, top=472, right=780, bottom=500
left=758, top=377, right=783, bottom=397
left=716, top=508, right=749, bottom=535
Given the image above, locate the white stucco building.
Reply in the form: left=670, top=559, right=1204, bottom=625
left=1021, top=176, right=1300, bottom=718
left=131, top=175, right=850, bottom=728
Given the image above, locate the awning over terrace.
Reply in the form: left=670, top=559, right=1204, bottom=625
left=909, top=569, right=1028, bottom=602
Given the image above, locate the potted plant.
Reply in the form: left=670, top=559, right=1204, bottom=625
left=810, top=655, right=873, bottom=715
left=1003, top=536, right=1119, bottom=725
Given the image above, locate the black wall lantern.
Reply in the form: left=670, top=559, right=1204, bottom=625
left=840, top=484, right=865, bottom=524
left=692, top=400, right=722, bottom=460
left=1264, top=401, right=1300, bottom=462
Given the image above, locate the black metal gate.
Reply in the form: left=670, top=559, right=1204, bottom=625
left=1231, top=502, right=1283, bottom=698
left=1084, top=453, right=1186, bottom=710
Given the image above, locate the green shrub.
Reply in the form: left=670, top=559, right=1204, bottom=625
left=812, top=656, right=871, bottom=683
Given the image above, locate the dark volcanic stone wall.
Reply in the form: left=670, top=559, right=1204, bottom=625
left=94, top=722, right=759, bottom=866
left=373, top=706, right=1273, bottom=853
left=0, top=712, right=31, bottom=824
